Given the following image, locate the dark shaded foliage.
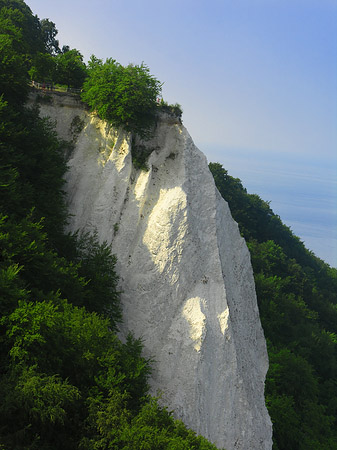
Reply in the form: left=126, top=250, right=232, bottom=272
left=54, top=48, right=87, bottom=88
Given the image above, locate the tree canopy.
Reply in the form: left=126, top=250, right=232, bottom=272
left=81, top=56, right=162, bottom=137
left=54, top=48, right=87, bottom=88
left=40, top=18, right=60, bottom=55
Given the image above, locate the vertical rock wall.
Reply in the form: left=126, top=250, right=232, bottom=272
left=35, top=92, right=272, bottom=450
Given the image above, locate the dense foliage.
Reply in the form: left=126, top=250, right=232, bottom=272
left=0, top=1, right=221, bottom=449
left=54, top=48, right=87, bottom=88
left=81, top=56, right=162, bottom=138
left=0, top=0, right=87, bottom=92
left=5, top=1, right=337, bottom=449
left=209, top=162, right=337, bottom=450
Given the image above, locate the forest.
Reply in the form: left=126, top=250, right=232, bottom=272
left=1, top=0, right=337, bottom=449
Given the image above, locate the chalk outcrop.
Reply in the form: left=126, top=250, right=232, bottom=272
left=34, top=92, right=272, bottom=450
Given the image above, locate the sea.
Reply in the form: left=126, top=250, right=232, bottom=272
left=204, top=146, right=337, bottom=269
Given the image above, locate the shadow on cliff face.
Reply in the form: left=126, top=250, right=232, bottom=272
left=40, top=95, right=272, bottom=449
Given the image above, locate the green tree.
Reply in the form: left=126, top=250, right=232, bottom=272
left=0, top=299, right=150, bottom=449
left=0, top=104, right=69, bottom=240
left=0, top=0, right=44, bottom=55
left=28, top=51, right=56, bottom=82
left=0, top=1, right=60, bottom=103
left=82, top=56, right=162, bottom=137
left=0, top=9, right=29, bottom=103
left=55, top=48, right=87, bottom=88
left=73, top=232, right=122, bottom=325
left=40, top=18, right=60, bottom=55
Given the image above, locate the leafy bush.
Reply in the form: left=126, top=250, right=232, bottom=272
left=131, top=138, right=157, bottom=171
left=81, top=56, right=162, bottom=137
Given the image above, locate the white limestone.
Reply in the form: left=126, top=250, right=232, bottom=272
left=34, top=92, right=273, bottom=450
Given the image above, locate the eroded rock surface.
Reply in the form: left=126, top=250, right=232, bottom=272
left=34, top=92, right=272, bottom=450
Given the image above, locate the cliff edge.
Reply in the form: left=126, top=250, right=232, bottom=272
left=33, top=92, right=273, bottom=450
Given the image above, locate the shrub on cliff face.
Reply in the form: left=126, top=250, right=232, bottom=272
left=81, top=56, right=162, bottom=138
left=158, top=99, right=183, bottom=120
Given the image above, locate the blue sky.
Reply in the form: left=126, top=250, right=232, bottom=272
left=28, top=0, right=337, bottom=267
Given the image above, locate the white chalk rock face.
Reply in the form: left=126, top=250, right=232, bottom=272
left=36, top=93, right=272, bottom=450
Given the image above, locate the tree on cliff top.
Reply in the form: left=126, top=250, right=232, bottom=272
left=54, top=48, right=87, bottom=88
left=81, top=56, right=162, bottom=137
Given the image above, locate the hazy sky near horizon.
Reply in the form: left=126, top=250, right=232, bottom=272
left=28, top=0, right=337, bottom=267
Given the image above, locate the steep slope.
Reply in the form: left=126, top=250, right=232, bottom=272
left=33, top=91, right=272, bottom=450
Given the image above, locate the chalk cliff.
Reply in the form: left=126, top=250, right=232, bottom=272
left=33, top=92, right=272, bottom=450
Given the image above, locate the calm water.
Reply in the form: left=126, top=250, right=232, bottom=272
left=205, top=146, right=337, bottom=268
